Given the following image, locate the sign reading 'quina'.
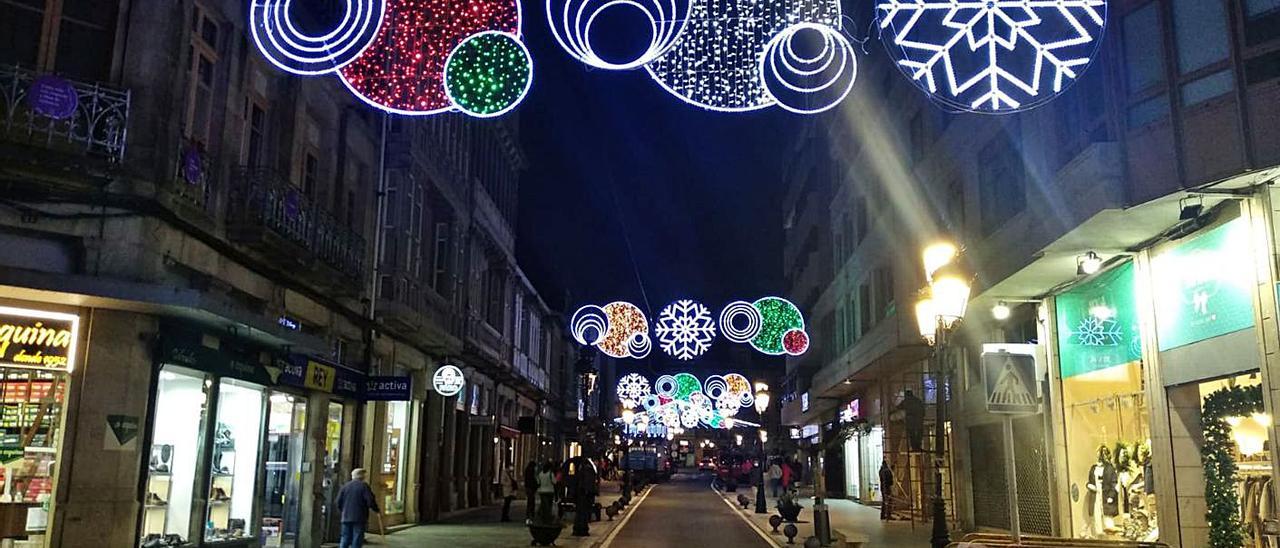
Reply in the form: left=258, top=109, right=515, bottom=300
left=0, top=307, right=80, bottom=371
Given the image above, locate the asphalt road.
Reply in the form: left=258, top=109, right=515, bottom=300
left=605, top=473, right=774, bottom=548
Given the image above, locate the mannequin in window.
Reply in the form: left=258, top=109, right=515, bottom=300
left=1085, top=444, right=1118, bottom=536
left=1115, top=443, right=1134, bottom=517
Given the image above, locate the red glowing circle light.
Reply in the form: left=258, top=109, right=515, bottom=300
left=782, top=329, right=809, bottom=356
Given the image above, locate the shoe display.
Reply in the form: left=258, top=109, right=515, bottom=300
left=145, top=492, right=167, bottom=506
left=210, top=486, right=230, bottom=502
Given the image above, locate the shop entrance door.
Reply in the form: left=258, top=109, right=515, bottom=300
left=321, top=401, right=345, bottom=542
left=860, top=426, right=884, bottom=502
left=843, top=436, right=860, bottom=501
left=262, top=392, right=307, bottom=547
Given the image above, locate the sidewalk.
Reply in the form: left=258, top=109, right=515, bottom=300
left=332, top=480, right=630, bottom=548
left=713, top=483, right=932, bottom=547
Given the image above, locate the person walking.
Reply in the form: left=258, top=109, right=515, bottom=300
left=523, top=459, right=538, bottom=523
left=336, top=468, right=380, bottom=548
left=768, top=460, right=783, bottom=498
left=879, top=461, right=895, bottom=520
left=536, top=460, right=557, bottom=524
left=780, top=459, right=793, bottom=493
left=501, top=464, right=519, bottom=522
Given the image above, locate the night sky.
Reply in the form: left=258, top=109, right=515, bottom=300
left=513, top=7, right=820, bottom=323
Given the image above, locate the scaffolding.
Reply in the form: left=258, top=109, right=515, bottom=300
left=881, top=370, right=957, bottom=529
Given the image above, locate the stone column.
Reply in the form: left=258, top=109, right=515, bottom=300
left=421, top=390, right=443, bottom=521
left=441, top=397, right=458, bottom=513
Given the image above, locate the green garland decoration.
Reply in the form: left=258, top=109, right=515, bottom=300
left=1200, top=384, right=1264, bottom=548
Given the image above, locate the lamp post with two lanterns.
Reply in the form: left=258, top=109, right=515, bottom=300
left=753, top=382, right=771, bottom=514
left=620, top=406, right=635, bottom=499
left=915, top=241, right=971, bottom=548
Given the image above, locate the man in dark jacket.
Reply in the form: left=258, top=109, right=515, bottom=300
left=336, top=468, right=380, bottom=548
left=524, top=459, right=539, bottom=523
left=879, top=461, right=895, bottom=520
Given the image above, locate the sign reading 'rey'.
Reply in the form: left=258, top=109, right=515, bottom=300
left=0, top=306, right=79, bottom=372
left=432, top=365, right=465, bottom=397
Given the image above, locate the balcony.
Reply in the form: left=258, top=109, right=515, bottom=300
left=465, top=314, right=510, bottom=367
left=0, top=64, right=128, bottom=163
left=377, top=271, right=463, bottom=349
left=226, top=167, right=366, bottom=287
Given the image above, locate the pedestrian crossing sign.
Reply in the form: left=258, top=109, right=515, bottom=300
left=981, top=347, right=1040, bottom=415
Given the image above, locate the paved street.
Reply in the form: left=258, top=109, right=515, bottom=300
left=603, top=472, right=773, bottom=548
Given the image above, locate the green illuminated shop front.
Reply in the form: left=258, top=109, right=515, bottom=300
left=1045, top=212, right=1275, bottom=546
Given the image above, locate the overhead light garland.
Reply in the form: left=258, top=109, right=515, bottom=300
left=546, top=0, right=689, bottom=69
left=876, top=0, right=1107, bottom=113
left=619, top=372, right=758, bottom=430
left=574, top=297, right=809, bottom=358
left=250, top=0, right=532, bottom=117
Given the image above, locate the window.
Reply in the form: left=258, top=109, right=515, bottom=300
left=875, top=266, right=896, bottom=320
left=1172, top=0, right=1229, bottom=75
left=143, top=367, right=211, bottom=540
left=1244, top=0, right=1280, bottom=45
left=243, top=99, right=267, bottom=166
left=853, top=195, right=868, bottom=246
left=54, top=1, right=120, bottom=81
left=978, top=134, right=1027, bottom=235
left=1122, top=4, right=1165, bottom=94
left=302, top=153, right=320, bottom=198
left=1181, top=69, right=1235, bottom=106
left=208, top=379, right=265, bottom=543
left=185, top=5, right=219, bottom=145
left=858, top=282, right=874, bottom=337
left=1127, top=95, right=1171, bottom=128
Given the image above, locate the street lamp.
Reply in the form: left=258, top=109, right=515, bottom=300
left=916, top=241, right=971, bottom=548
left=753, top=383, right=771, bottom=514
left=620, top=405, right=635, bottom=498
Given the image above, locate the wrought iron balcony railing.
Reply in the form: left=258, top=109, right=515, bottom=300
left=0, top=64, right=129, bottom=162
left=227, top=167, right=366, bottom=280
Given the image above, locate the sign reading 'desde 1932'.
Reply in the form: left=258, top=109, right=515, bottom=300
left=0, top=307, right=80, bottom=371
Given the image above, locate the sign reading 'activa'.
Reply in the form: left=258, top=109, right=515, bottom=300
left=0, top=307, right=80, bottom=371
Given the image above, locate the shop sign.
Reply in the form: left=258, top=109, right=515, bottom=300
left=1055, top=261, right=1141, bottom=378
left=789, top=427, right=801, bottom=439
left=432, top=364, right=465, bottom=397
left=801, top=392, right=809, bottom=412
left=0, top=307, right=79, bottom=372
left=366, top=376, right=412, bottom=401
left=276, top=315, right=299, bottom=330
left=104, top=414, right=140, bottom=451
left=840, top=399, right=861, bottom=423
left=276, top=355, right=363, bottom=399
left=160, top=333, right=272, bottom=385
left=801, top=424, right=819, bottom=438
left=1151, top=218, right=1255, bottom=351
left=981, top=345, right=1040, bottom=415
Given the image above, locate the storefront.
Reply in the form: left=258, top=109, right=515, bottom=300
left=139, top=329, right=364, bottom=548
left=0, top=305, right=79, bottom=546
left=363, top=368, right=416, bottom=526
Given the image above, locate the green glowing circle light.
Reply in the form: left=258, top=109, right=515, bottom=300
left=751, top=297, right=805, bottom=355
left=444, top=31, right=532, bottom=118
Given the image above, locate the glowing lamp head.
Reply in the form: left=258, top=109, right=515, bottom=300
left=621, top=408, right=636, bottom=424
left=735, top=434, right=743, bottom=446
left=992, top=301, right=1011, bottom=321
left=923, top=241, right=958, bottom=281
left=758, top=429, right=768, bottom=443
left=929, top=263, right=971, bottom=328
left=915, top=297, right=938, bottom=344
left=1078, top=251, right=1103, bottom=276
left=754, top=386, right=771, bottom=415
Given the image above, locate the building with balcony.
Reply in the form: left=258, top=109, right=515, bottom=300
left=0, top=1, right=572, bottom=547
left=783, top=1, right=1280, bottom=546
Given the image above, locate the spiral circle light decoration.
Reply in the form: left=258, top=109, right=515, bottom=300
left=654, top=375, right=678, bottom=397
left=719, top=301, right=762, bottom=343
left=250, top=0, right=387, bottom=75
left=570, top=305, right=609, bottom=346
left=759, top=22, right=858, bottom=114
left=547, top=0, right=689, bottom=70
left=703, top=374, right=728, bottom=400
left=616, top=372, right=758, bottom=430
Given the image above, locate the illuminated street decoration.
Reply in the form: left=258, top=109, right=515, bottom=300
left=654, top=299, right=717, bottom=360
left=748, top=297, right=809, bottom=356
left=760, top=22, right=859, bottom=114
left=250, top=0, right=532, bottom=117
left=249, top=0, right=387, bottom=75
left=546, top=0, right=688, bottom=69
left=443, top=31, right=533, bottom=117
left=572, top=301, right=652, bottom=358
left=718, top=301, right=761, bottom=343
left=876, top=0, right=1107, bottom=113
left=623, top=372, right=757, bottom=430
left=646, top=0, right=843, bottom=112
left=617, top=373, right=652, bottom=407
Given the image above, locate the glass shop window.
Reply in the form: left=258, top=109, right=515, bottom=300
left=141, top=366, right=211, bottom=545
left=205, top=378, right=264, bottom=542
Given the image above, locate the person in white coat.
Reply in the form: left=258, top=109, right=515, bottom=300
left=500, top=465, right=519, bottom=522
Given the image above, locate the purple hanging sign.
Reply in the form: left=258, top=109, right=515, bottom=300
left=26, top=75, right=79, bottom=120
left=182, top=144, right=204, bottom=184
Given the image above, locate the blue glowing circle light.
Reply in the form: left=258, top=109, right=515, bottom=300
left=249, top=0, right=387, bottom=75
left=760, top=22, right=859, bottom=115
left=547, top=0, right=689, bottom=69
left=877, top=0, right=1108, bottom=113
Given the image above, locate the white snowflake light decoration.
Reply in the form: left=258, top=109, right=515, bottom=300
left=877, top=0, right=1107, bottom=113
left=617, top=373, right=652, bottom=407
left=654, top=299, right=718, bottom=360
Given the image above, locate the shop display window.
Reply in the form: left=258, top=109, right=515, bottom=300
left=262, top=392, right=306, bottom=548
left=382, top=400, right=409, bottom=515
left=142, top=366, right=210, bottom=545
left=321, top=402, right=345, bottom=542
left=0, top=367, right=68, bottom=538
left=205, top=379, right=264, bottom=543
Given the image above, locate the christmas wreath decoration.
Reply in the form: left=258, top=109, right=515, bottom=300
left=1200, top=383, right=1264, bottom=548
